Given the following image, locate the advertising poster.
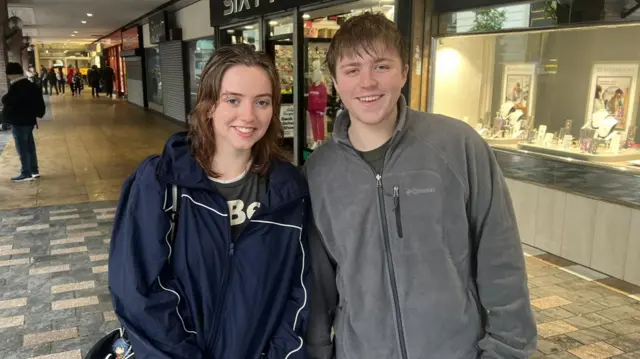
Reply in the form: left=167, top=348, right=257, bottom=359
left=501, top=63, right=537, bottom=117
left=280, top=104, right=295, bottom=138
left=585, top=63, right=639, bottom=131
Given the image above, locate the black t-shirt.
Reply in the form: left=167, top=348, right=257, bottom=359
left=358, top=139, right=391, bottom=174
left=210, top=170, right=267, bottom=241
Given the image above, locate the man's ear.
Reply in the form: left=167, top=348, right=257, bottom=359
left=403, top=64, right=409, bottom=82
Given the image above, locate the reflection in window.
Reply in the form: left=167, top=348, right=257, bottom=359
left=145, top=47, right=162, bottom=110
left=187, top=38, right=215, bottom=112
left=439, top=0, right=640, bottom=35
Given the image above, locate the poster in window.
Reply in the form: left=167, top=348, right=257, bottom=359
left=585, top=63, right=638, bottom=132
left=280, top=104, right=295, bottom=138
left=500, top=63, right=537, bottom=117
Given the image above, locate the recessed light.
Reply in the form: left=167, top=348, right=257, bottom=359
left=244, top=25, right=254, bottom=29
left=303, top=14, right=310, bottom=19
left=87, top=13, right=93, bottom=17
left=81, top=20, right=87, bottom=24
left=71, top=34, right=75, bottom=37
left=73, top=31, right=78, bottom=34
left=269, top=20, right=278, bottom=25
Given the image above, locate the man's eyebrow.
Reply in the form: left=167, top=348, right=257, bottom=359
left=339, top=57, right=393, bottom=69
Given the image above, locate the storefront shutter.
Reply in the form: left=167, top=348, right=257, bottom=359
left=124, top=57, right=144, bottom=108
left=159, top=41, right=187, bottom=122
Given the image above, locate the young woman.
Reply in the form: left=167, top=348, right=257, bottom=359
left=108, top=44, right=310, bottom=359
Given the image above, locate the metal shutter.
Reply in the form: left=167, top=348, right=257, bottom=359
left=160, top=41, right=187, bottom=122
left=125, top=57, right=144, bottom=108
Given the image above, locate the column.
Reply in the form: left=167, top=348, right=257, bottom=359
left=0, top=0, right=10, bottom=96
left=7, top=28, right=23, bottom=64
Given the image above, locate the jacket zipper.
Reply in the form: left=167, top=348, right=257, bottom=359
left=376, top=174, right=408, bottom=359
left=393, top=186, right=404, bottom=239
left=208, top=202, right=235, bottom=354
left=207, top=195, right=306, bottom=354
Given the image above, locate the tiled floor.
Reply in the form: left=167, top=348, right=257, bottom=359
left=1, top=93, right=640, bottom=358
left=0, top=92, right=183, bottom=210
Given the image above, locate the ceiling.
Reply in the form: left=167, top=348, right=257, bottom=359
left=8, top=0, right=168, bottom=45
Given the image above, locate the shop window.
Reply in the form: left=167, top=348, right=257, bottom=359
left=187, top=38, right=216, bottom=112
left=439, top=0, right=640, bottom=35
left=301, top=0, right=395, bottom=150
left=431, top=23, right=640, bottom=170
left=222, top=23, right=261, bottom=50
left=145, top=47, right=163, bottom=111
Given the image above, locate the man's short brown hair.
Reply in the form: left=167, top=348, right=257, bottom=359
left=325, top=12, right=408, bottom=80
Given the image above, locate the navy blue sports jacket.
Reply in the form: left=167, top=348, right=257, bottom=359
left=108, top=132, right=311, bottom=359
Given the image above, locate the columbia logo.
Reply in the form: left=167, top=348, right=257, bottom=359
left=406, top=188, right=436, bottom=195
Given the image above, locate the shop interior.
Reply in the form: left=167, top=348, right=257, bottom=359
left=219, top=0, right=395, bottom=158
left=431, top=23, right=640, bottom=171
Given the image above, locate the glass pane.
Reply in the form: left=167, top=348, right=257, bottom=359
left=439, top=0, right=640, bottom=35
left=431, top=23, right=640, bottom=149
left=268, top=16, right=293, bottom=36
left=302, top=0, right=396, bottom=150
left=187, top=38, right=215, bottom=112
left=145, top=47, right=163, bottom=110
left=224, top=23, right=260, bottom=50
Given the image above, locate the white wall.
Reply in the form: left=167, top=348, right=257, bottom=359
left=174, top=0, right=214, bottom=41
left=432, top=36, right=496, bottom=125
left=506, top=178, right=640, bottom=286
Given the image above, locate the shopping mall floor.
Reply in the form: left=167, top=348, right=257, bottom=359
left=0, top=94, right=639, bottom=359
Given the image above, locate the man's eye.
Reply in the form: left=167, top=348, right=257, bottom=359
left=376, top=65, right=390, bottom=71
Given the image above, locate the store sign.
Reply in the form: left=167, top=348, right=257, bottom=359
left=435, top=0, right=529, bottom=13
left=280, top=104, right=295, bottom=138
left=211, top=0, right=319, bottom=26
left=121, top=27, right=140, bottom=51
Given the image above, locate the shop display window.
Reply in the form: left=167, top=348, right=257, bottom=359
left=145, top=47, right=163, bottom=111
left=301, top=0, right=395, bottom=150
left=223, top=23, right=260, bottom=51
left=187, top=38, right=215, bottom=112
left=438, top=0, right=640, bottom=35
left=431, top=21, right=640, bottom=171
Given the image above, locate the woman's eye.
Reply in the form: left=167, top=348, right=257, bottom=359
left=227, top=98, right=239, bottom=105
left=256, top=99, right=271, bottom=107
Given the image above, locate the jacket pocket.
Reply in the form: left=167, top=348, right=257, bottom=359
left=393, top=186, right=404, bottom=239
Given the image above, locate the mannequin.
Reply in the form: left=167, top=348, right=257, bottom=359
left=308, top=60, right=327, bottom=149
left=496, top=101, right=525, bottom=138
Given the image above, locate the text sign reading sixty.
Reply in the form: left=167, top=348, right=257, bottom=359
left=223, top=0, right=275, bottom=16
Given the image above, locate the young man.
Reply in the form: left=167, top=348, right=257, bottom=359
left=2, top=63, right=46, bottom=182
left=304, top=13, right=537, bottom=359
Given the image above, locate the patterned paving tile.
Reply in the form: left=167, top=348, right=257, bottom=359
left=1, top=199, right=639, bottom=358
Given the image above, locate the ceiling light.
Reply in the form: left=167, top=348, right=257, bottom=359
left=269, top=20, right=278, bottom=25
left=81, top=20, right=87, bottom=24
left=87, top=13, right=93, bottom=17
left=73, top=31, right=78, bottom=34
left=244, top=25, right=254, bottom=29
left=302, top=14, right=310, bottom=19
left=71, top=34, right=75, bottom=37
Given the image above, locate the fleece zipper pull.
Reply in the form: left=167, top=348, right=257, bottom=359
left=393, top=186, right=404, bottom=238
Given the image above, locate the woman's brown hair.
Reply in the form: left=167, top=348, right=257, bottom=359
left=188, top=44, right=284, bottom=178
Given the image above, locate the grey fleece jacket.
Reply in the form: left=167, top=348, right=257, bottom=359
left=303, top=96, right=537, bottom=359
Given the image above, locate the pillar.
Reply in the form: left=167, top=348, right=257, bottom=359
left=7, top=28, right=23, bottom=64
left=0, top=0, right=10, bottom=96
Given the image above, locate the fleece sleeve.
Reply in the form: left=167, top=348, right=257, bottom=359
left=267, top=205, right=312, bottom=359
left=108, top=157, right=202, bottom=359
left=304, top=221, right=338, bottom=359
left=465, top=134, right=538, bottom=359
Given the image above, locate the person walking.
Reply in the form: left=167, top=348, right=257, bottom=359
left=39, top=65, right=49, bottom=95
left=108, top=44, right=310, bottom=359
left=88, top=65, right=101, bottom=98
left=67, top=65, right=75, bottom=96
left=57, top=68, right=66, bottom=94
left=101, top=64, right=115, bottom=98
left=2, top=63, right=46, bottom=182
left=47, top=68, right=59, bottom=95
left=304, top=13, right=537, bottom=359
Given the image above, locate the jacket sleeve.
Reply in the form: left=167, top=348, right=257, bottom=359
left=267, top=206, right=312, bottom=359
left=465, top=134, right=537, bottom=358
left=304, top=222, right=338, bottom=359
left=108, top=158, right=202, bottom=359
left=35, top=87, right=46, bottom=119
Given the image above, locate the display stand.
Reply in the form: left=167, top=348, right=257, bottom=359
left=518, top=143, right=640, bottom=162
